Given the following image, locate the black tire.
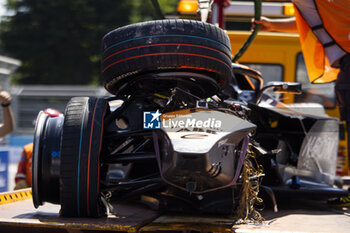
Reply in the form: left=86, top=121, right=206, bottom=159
left=60, top=97, right=109, bottom=217
left=101, top=19, right=232, bottom=95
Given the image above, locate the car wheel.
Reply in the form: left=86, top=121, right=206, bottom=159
left=60, top=97, right=109, bottom=217
left=101, top=19, right=232, bottom=95
left=32, top=112, right=64, bottom=208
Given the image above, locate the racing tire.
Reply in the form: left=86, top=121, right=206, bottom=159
left=101, top=19, right=233, bottom=95
left=60, top=97, right=109, bottom=217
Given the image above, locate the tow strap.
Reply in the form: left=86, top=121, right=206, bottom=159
left=232, top=0, right=262, bottom=62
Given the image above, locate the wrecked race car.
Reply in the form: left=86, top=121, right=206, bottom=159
left=31, top=19, right=348, bottom=219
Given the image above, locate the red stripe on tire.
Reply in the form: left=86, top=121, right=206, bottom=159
left=102, top=52, right=231, bottom=73
left=97, top=103, right=108, bottom=216
left=86, top=100, right=98, bottom=216
left=103, top=43, right=229, bottom=62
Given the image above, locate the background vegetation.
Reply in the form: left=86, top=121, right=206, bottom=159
left=0, top=0, right=178, bottom=85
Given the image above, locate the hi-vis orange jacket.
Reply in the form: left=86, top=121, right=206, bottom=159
left=293, top=0, right=350, bottom=83
left=15, top=142, right=33, bottom=187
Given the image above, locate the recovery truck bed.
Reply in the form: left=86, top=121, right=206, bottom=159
left=0, top=189, right=349, bottom=233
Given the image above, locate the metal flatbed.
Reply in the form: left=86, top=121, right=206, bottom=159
left=0, top=189, right=349, bottom=233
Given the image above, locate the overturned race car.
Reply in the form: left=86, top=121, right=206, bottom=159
left=32, top=19, right=348, bottom=220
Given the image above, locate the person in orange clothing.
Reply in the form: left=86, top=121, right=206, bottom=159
left=14, top=142, right=33, bottom=189
left=253, top=0, right=349, bottom=83
left=253, top=0, right=349, bottom=106
left=14, top=108, right=62, bottom=190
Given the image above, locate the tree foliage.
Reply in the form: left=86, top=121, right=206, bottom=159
left=0, top=0, right=178, bottom=85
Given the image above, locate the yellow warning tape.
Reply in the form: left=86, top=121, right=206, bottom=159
left=0, top=188, right=32, bottom=205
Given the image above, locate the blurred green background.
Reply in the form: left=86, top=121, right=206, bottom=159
left=0, top=0, right=178, bottom=85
